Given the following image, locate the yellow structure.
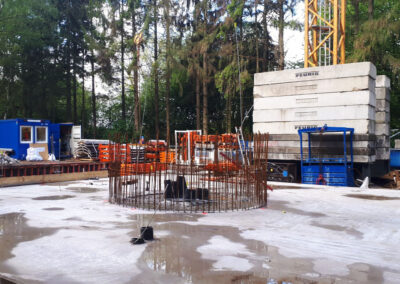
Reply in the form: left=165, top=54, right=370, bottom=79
left=304, top=0, right=346, bottom=67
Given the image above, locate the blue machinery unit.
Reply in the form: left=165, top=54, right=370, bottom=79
left=298, top=125, right=354, bottom=186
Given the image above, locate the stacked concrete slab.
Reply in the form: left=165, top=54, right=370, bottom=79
left=253, top=62, right=390, bottom=164
left=375, top=75, right=391, bottom=160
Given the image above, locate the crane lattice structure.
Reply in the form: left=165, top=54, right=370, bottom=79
left=304, top=0, right=346, bottom=67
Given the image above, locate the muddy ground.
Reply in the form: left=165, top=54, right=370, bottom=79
left=0, top=179, right=399, bottom=283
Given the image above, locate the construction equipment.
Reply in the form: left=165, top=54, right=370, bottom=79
left=299, top=125, right=354, bottom=186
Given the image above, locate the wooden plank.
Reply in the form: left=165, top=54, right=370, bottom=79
left=0, top=170, right=108, bottom=187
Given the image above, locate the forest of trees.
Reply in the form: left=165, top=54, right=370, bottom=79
left=0, top=0, right=399, bottom=143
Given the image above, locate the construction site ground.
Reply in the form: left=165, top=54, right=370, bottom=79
left=0, top=179, right=399, bottom=283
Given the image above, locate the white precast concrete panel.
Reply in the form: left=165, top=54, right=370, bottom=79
left=377, top=136, right=390, bottom=148
left=376, top=75, right=391, bottom=89
left=254, top=120, right=375, bottom=134
left=376, top=99, right=390, bottom=112
left=267, top=140, right=375, bottom=148
left=376, top=112, right=390, bottom=124
left=254, top=62, right=377, bottom=86
left=253, top=76, right=375, bottom=98
left=253, top=105, right=375, bottom=123
left=375, top=124, right=390, bottom=136
left=267, top=153, right=376, bottom=163
left=254, top=91, right=375, bottom=110
left=376, top=147, right=390, bottom=160
left=375, top=88, right=390, bottom=101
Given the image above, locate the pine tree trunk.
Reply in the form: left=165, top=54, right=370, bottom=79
left=81, top=51, right=85, bottom=132
left=73, top=62, right=77, bottom=124
left=91, top=53, right=96, bottom=138
left=262, top=0, right=270, bottom=71
left=120, top=2, right=126, bottom=123
left=196, top=74, right=201, bottom=130
left=352, top=0, right=360, bottom=33
left=278, top=0, right=284, bottom=70
left=227, top=93, right=231, bottom=133
left=66, top=42, right=72, bottom=121
left=255, top=0, right=259, bottom=73
left=165, top=0, right=171, bottom=145
left=202, top=53, right=208, bottom=135
left=154, top=0, right=159, bottom=140
left=368, top=0, right=374, bottom=20
left=132, top=5, right=140, bottom=133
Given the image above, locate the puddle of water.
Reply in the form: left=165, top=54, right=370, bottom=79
left=345, top=194, right=400, bottom=201
left=64, top=217, right=83, bottom=221
left=134, top=213, right=202, bottom=224
left=267, top=200, right=326, bottom=218
left=42, top=207, right=65, bottom=211
left=311, top=221, right=363, bottom=239
left=0, top=213, right=56, bottom=263
left=32, top=195, right=75, bottom=200
left=66, top=187, right=101, bottom=193
left=132, top=214, right=334, bottom=284
left=347, top=263, right=385, bottom=284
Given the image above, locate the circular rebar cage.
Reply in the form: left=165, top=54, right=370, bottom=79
left=108, top=133, right=269, bottom=213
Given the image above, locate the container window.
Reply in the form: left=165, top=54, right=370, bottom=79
left=36, top=126, right=48, bottom=143
left=20, top=126, right=33, bottom=143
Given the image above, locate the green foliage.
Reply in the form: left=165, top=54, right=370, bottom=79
left=347, top=0, right=400, bottom=129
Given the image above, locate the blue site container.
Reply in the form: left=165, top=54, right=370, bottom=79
left=390, top=149, right=400, bottom=168
left=0, top=119, right=61, bottom=160
left=298, top=125, right=354, bottom=187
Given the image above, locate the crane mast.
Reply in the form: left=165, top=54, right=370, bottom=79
left=304, top=0, right=346, bottom=67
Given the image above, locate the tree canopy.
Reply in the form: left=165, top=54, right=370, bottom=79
left=0, top=0, right=399, bottom=140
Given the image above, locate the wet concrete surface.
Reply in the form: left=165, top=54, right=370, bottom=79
left=132, top=214, right=323, bottom=284
left=32, top=195, right=75, bottom=201
left=1, top=183, right=399, bottom=283
left=345, top=194, right=400, bottom=200
left=311, top=221, right=363, bottom=239
left=42, top=207, right=65, bottom=211
left=267, top=200, right=327, bottom=218
left=0, top=213, right=56, bottom=283
left=66, top=187, right=101, bottom=193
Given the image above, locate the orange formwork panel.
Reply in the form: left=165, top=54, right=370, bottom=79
left=119, top=162, right=167, bottom=175
left=159, top=151, right=175, bottom=163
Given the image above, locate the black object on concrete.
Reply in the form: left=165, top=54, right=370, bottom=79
left=195, top=188, right=209, bottom=200
left=130, top=237, right=145, bottom=245
left=164, top=180, right=174, bottom=198
left=140, top=226, right=154, bottom=240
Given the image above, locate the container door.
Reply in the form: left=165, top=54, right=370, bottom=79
left=70, top=125, right=82, bottom=155
left=49, top=124, right=60, bottom=159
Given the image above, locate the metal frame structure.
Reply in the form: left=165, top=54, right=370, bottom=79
left=109, top=133, right=270, bottom=213
left=298, top=125, right=354, bottom=186
left=304, top=0, right=346, bottom=67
